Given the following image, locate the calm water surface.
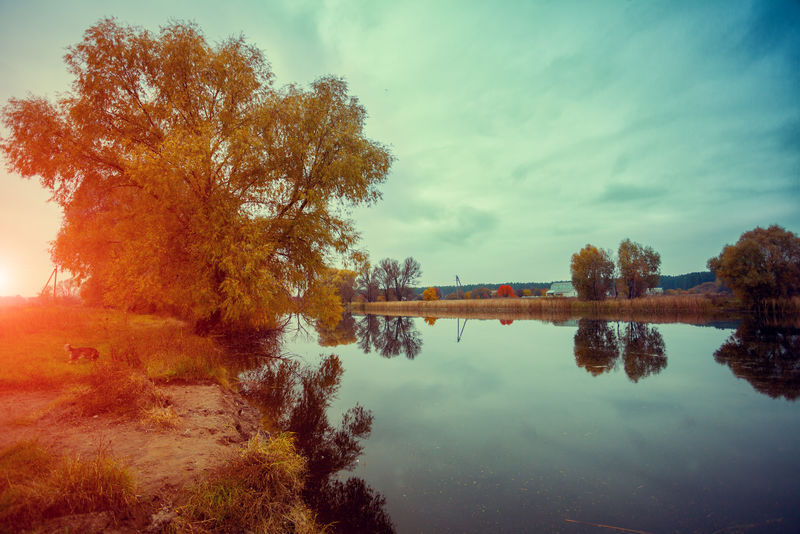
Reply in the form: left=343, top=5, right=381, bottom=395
left=281, top=316, right=800, bottom=533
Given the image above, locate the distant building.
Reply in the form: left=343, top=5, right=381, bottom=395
left=645, top=287, right=664, bottom=296
left=546, top=282, right=577, bottom=297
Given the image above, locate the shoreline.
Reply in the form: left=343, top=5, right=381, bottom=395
left=348, top=295, right=751, bottom=324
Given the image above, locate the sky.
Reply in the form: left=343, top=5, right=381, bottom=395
left=0, top=0, right=798, bottom=296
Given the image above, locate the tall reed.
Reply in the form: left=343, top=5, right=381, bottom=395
left=350, top=295, right=736, bottom=323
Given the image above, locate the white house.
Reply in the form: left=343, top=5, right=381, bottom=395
left=546, top=281, right=577, bottom=297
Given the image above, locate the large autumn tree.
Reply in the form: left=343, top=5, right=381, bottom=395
left=707, top=225, right=800, bottom=308
left=570, top=244, right=615, bottom=301
left=617, top=239, right=661, bottom=299
left=1, top=20, right=393, bottom=331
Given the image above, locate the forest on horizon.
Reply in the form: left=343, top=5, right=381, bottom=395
left=415, top=271, right=717, bottom=297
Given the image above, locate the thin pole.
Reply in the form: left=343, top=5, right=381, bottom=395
left=53, top=266, right=57, bottom=299
left=41, top=267, right=56, bottom=297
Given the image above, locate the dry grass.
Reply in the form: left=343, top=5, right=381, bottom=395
left=0, top=440, right=137, bottom=533
left=142, top=405, right=181, bottom=429
left=173, top=433, right=322, bottom=534
left=351, top=295, right=736, bottom=323
left=64, top=359, right=166, bottom=418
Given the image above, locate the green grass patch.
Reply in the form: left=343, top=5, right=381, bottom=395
left=0, top=440, right=137, bottom=533
left=0, top=304, right=230, bottom=390
left=174, top=433, right=322, bottom=534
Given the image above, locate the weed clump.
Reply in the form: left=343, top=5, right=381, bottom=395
left=110, top=326, right=231, bottom=388
left=174, top=433, right=321, bottom=534
left=0, top=441, right=136, bottom=532
left=67, top=359, right=165, bottom=418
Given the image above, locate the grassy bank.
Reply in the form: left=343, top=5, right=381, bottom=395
left=0, top=304, right=230, bottom=390
left=350, top=295, right=742, bottom=323
left=0, top=302, right=325, bottom=533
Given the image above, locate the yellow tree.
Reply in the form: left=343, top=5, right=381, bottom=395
left=570, top=244, right=614, bottom=301
left=1, top=20, right=393, bottom=332
left=422, top=287, right=439, bottom=301
left=617, top=239, right=661, bottom=299
left=708, top=225, right=800, bottom=308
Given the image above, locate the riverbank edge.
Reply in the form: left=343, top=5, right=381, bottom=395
left=0, top=304, right=324, bottom=534
left=349, top=295, right=746, bottom=323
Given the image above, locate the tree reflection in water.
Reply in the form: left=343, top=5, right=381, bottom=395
left=352, top=314, right=422, bottom=360
left=241, top=353, right=394, bottom=533
left=714, top=319, right=800, bottom=401
left=574, top=319, right=619, bottom=376
left=573, top=319, right=667, bottom=382
left=620, top=321, right=667, bottom=383
left=316, top=312, right=357, bottom=347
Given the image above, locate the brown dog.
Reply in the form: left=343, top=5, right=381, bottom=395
left=64, top=344, right=100, bottom=364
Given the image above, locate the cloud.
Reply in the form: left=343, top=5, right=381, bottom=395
left=434, top=206, right=498, bottom=246
left=598, top=184, right=667, bottom=205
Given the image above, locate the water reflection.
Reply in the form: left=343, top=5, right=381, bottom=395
left=316, top=313, right=357, bottom=347
left=714, top=319, right=800, bottom=401
left=353, top=314, right=422, bottom=360
left=574, top=319, right=619, bottom=376
left=573, top=319, right=667, bottom=382
left=241, top=354, right=394, bottom=532
left=621, top=321, right=668, bottom=383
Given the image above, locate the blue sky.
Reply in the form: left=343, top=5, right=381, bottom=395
left=1, top=0, right=798, bottom=295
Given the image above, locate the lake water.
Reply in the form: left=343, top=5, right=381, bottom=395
left=277, top=315, right=800, bottom=533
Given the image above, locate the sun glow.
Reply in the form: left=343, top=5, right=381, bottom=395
left=0, top=264, right=11, bottom=296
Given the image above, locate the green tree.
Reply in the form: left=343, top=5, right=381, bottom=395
left=570, top=244, right=614, bottom=300
left=707, top=225, right=800, bottom=307
left=1, top=20, right=392, bottom=332
left=617, top=239, right=661, bottom=299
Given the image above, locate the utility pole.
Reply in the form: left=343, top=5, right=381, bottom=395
left=457, top=316, right=468, bottom=343
left=41, top=267, right=58, bottom=299
left=455, top=275, right=467, bottom=341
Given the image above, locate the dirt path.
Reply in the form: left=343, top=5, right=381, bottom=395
left=1, top=383, right=262, bottom=532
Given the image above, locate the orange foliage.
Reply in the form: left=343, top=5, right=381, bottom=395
left=496, top=285, right=517, bottom=298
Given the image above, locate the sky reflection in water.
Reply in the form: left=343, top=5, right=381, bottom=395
left=283, top=315, right=800, bottom=533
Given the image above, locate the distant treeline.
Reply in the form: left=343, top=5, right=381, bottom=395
left=658, top=271, right=716, bottom=291
left=414, top=272, right=716, bottom=296
left=413, top=281, right=556, bottom=297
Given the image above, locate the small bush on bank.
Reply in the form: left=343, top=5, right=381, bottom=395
left=174, top=433, right=322, bottom=534
left=65, top=359, right=165, bottom=418
left=0, top=441, right=136, bottom=532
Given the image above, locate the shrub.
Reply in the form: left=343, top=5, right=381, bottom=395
left=0, top=441, right=136, bottom=532
left=174, top=433, right=320, bottom=533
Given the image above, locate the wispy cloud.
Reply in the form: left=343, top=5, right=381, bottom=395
left=1, top=0, right=798, bottom=293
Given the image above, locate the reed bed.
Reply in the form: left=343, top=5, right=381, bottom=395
left=351, top=295, right=738, bottom=324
